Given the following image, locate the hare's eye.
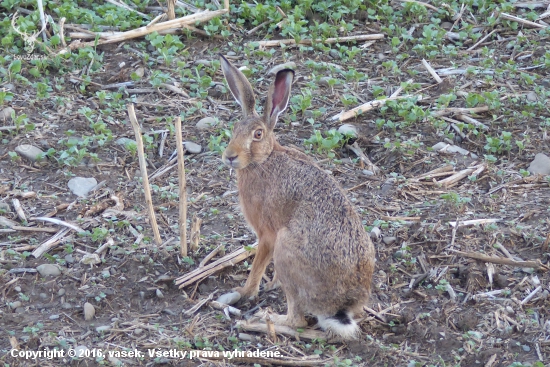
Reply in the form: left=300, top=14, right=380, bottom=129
left=253, top=129, right=263, bottom=140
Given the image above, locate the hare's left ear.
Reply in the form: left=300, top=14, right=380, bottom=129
left=219, top=54, right=256, bottom=118
left=264, top=69, right=294, bottom=131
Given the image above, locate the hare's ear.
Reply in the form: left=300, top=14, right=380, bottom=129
left=219, top=54, right=256, bottom=118
left=264, top=69, right=294, bottom=130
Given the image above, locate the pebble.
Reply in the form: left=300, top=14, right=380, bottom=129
left=64, top=254, right=74, bottom=264
left=67, top=177, right=97, bottom=197
left=329, top=49, right=340, bottom=59
left=84, top=302, right=95, bottom=321
left=208, top=84, right=224, bottom=98
left=74, top=346, right=88, bottom=358
left=226, top=51, right=236, bottom=56
left=61, top=302, right=73, bottom=309
left=49, top=314, right=60, bottom=320
left=10, top=301, right=22, bottom=309
left=393, top=250, right=405, bottom=259
left=36, top=264, right=62, bottom=277
left=527, top=153, right=550, bottom=175
left=101, top=269, right=110, bottom=278
left=522, top=345, right=531, bottom=352
left=194, top=59, right=211, bottom=66
left=115, top=137, right=136, bottom=150
left=15, top=144, right=44, bottom=162
left=0, top=216, right=17, bottom=228
left=39, top=293, right=48, bottom=300
left=338, top=124, right=358, bottom=138
left=268, top=62, right=296, bottom=75
left=58, top=288, right=66, bottom=296
left=505, top=306, right=515, bottom=314
left=156, top=289, right=164, bottom=298
left=183, top=141, right=202, bottom=154
left=133, top=328, right=144, bottom=336
left=526, top=91, right=538, bottom=102
left=362, top=169, right=374, bottom=176
left=134, top=67, right=145, bottom=78
left=217, top=291, right=242, bottom=305
left=382, top=236, right=397, bottom=245
left=370, top=227, right=381, bottom=239
left=196, top=117, right=218, bottom=130
left=96, top=325, right=111, bottom=333
left=0, top=107, right=14, bottom=121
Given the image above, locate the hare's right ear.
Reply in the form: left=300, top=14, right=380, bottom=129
left=264, top=69, right=294, bottom=130
left=219, top=54, right=256, bottom=118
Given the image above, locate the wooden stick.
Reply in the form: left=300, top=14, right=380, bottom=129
left=437, top=164, right=484, bottom=187
left=449, top=218, right=501, bottom=227
left=381, top=216, right=421, bottom=221
left=236, top=320, right=328, bottom=341
left=199, top=244, right=223, bottom=267
left=11, top=226, right=58, bottom=233
left=345, top=142, right=380, bottom=173
left=31, top=228, right=70, bottom=258
left=410, top=164, right=454, bottom=181
left=332, top=94, right=420, bottom=122
left=175, top=116, right=187, bottom=257
left=58, top=17, right=67, bottom=47
left=467, top=29, right=497, bottom=51
left=127, top=104, right=162, bottom=246
left=62, top=9, right=228, bottom=52
left=190, top=214, right=202, bottom=252
left=432, top=106, right=489, bottom=117
left=252, top=34, right=384, bottom=48
left=175, top=242, right=257, bottom=288
left=398, top=0, right=439, bottom=11
left=421, top=59, right=442, bottom=83
left=12, top=199, right=27, bottom=222
left=455, top=114, right=489, bottom=130
left=30, top=216, right=86, bottom=233
left=450, top=249, right=547, bottom=271
left=106, top=0, right=149, bottom=18
left=501, top=12, right=547, bottom=28
left=166, top=0, right=176, bottom=20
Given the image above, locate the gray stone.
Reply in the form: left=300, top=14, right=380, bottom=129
left=362, top=169, right=374, bottom=176
left=268, top=62, right=296, bottom=75
left=0, top=216, right=17, bottom=228
left=156, top=289, right=164, bottom=298
left=217, top=291, right=241, bottom=305
left=134, top=67, right=145, bottom=78
left=84, top=302, right=95, bottom=321
left=36, top=264, right=63, bottom=277
left=64, top=254, right=74, bottom=264
left=67, top=177, right=97, bottom=197
left=39, top=293, right=48, bottom=300
left=133, top=328, right=143, bottom=336
left=9, top=301, right=22, bottom=309
left=49, top=314, right=60, bottom=320
left=116, top=137, right=136, bottom=150
left=15, top=144, right=44, bottom=162
left=329, top=49, right=340, bottom=59
left=527, top=153, right=550, bottom=175
left=526, top=91, right=538, bottom=102
left=183, top=141, right=202, bottom=154
left=432, top=142, right=471, bottom=156
left=338, top=124, right=358, bottom=138
left=194, top=59, right=212, bottom=66
left=96, top=325, right=111, bottom=333
left=14, top=286, right=21, bottom=292
left=74, top=346, right=88, bottom=358
left=370, top=227, right=381, bottom=239
left=0, top=107, right=14, bottom=121
left=382, top=236, right=397, bottom=245
left=196, top=117, right=218, bottom=130
left=58, top=288, right=66, bottom=297
left=226, top=51, right=236, bottom=56
left=61, top=302, right=72, bottom=309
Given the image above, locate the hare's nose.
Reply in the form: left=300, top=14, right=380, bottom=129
left=226, top=155, right=237, bottom=163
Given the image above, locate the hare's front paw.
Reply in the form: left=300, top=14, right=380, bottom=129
left=216, top=291, right=242, bottom=305
left=262, top=278, right=280, bottom=292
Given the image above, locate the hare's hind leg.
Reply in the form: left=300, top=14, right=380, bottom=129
left=269, top=294, right=307, bottom=328
left=235, top=231, right=276, bottom=299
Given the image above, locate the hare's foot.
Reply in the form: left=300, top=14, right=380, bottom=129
left=262, top=273, right=280, bottom=292
left=269, top=313, right=307, bottom=328
left=216, top=291, right=242, bottom=305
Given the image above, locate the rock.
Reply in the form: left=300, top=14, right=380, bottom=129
left=370, top=227, right=381, bottom=239
left=183, top=141, right=202, bottom=154
left=58, top=289, right=66, bottom=297
left=134, top=67, right=145, bottom=78
left=96, top=325, right=111, bottom=333
left=194, top=59, right=211, bottom=66
left=49, top=314, right=60, bottom=320
left=362, top=170, right=374, bottom=176
left=36, top=264, right=62, bottom=277
left=0, top=216, right=17, bottom=228
left=133, top=328, right=143, bottom=336
left=61, top=302, right=72, bottom=309
left=39, top=293, right=48, bottom=300
left=329, top=49, right=340, bottom=59
left=9, top=301, right=22, bottom=309
left=522, top=345, right=531, bottom=352
left=382, top=236, right=397, bottom=245
left=441, top=21, right=454, bottom=30
left=14, top=286, right=21, bottom=292
left=393, top=250, right=405, bottom=259
left=15, top=144, right=44, bottom=162
left=156, top=289, right=164, bottom=298
left=208, top=84, right=224, bottom=98
left=217, top=291, right=242, bottom=305
left=0, top=107, right=14, bottom=121
left=64, top=254, right=74, bottom=264
left=0, top=202, right=11, bottom=213
left=338, top=124, right=358, bottom=138
left=526, top=91, right=538, bottom=102
left=67, top=177, right=97, bottom=197
left=226, top=51, right=236, bottom=56
left=116, top=137, right=136, bottom=150
left=196, top=117, right=218, bottom=130
left=505, top=306, right=515, bottom=314
left=268, top=62, right=296, bottom=75
left=83, top=302, right=95, bottom=321
left=527, top=153, right=550, bottom=175
left=432, top=142, right=476, bottom=157
left=4, top=83, right=15, bottom=91
left=74, top=346, right=88, bottom=358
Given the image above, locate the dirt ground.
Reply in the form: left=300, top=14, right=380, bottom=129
left=1, top=17, right=550, bottom=367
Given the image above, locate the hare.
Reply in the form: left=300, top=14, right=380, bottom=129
left=216, top=55, right=375, bottom=339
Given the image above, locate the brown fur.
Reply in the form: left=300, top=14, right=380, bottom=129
left=218, top=55, right=375, bottom=337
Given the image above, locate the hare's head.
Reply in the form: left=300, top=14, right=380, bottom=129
left=219, top=55, right=294, bottom=170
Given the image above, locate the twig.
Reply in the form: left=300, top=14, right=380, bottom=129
left=247, top=20, right=270, bottom=35
left=58, top=17, right=67, bottom=47
left=450, top=249, right=547, bottom=271
left=437, top=164, right=485, bottom=187
left=252, top=34, right=384, bottom=48
left=127, top=104, right=162, bottom=245
left=159, top=83, right=189, bottom=97
left=432, top=106, right=489, bottom=117
left=449, top=218, right=501, bottom=228
left=11, top=226, right=58, bottom=233
left=332, top=94, right=420, bottom=122
left=106, top=0, right=149, bottom=18
left=520, top=286, right=542, bottom=305
left=410, top=164, right=454, bottom=181
left=166, top=0, right=176, bottom=20
left=345, top=142, right=380, bottom=174
left=455, top=114, right=489, bottom=130
left=236, top=320, right=328, bottom=341
left=31, top=228, right=71, bottom=258
left=500, top=12, right=547, bottom=28
left=175, top=116, right=187, bottom=257
left=199, top=244, right=223, bottom=267
left=190, top=214, right=202, bottom=252
left=421, top=59, right=442, bottom=83
left=467, top=29, right=497, bottom=51
left=12, top=199, right=26, bottom=222
left=183, top=292, right=215, bottom=315
left=30, top=216, right=85, bottom=233
left=175, top=242, right=258, bottom=288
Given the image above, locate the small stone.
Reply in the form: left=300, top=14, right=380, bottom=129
left=267, top=62, right=296, bottom=75
left=194, top=59, right=211, bottom=66
left=14, top=286, right=21, bottom=292
left=36, top=264, right=62, bottom=277
left=303, top=110, right=314, bottom=118
left=183, top=141, right=202, bottom=154
left=9, top=301, right=22, bottom=309
left=196, top=117, right=218, bottom=130
left=74, top=346, right=88, bottom=358
left=58, top=289, right=66, bottom=297
left=49, top=314, right=60, bottom=320
left=0, top=216, right=17, bottom=228
left=134, top=67, right=145, bottom=78
left=133, top=328, right=143, bottom=336
left=208, top=84, right=224, bottom=98
left=39, top=293, right=48, bottom=300
left=522, top=345, right=531, bottom=352
left=108, top=356, right=122, bottom=365
left=116, top=137, right=136, bottom=150
left=0, top=202, right=11, bottom=213
left=527, top=153, right=550, bottom=175
left=338, top=124, right=358, bottom=138
left=156, top=289, right=164, bottom=298
left=0, top=107, right=14, bottom=121
left=382, top=236, right=397, bottom=245
left=15, top=144, right=44, bottom=162
left=101, top=269, right=110, bottom=278
left=238, top=333, right=255, bottom=341
left=505, top=306, right=515, bottom=314
left=329, top=49, right=340, bottom=59
left=96, top=325, right=111, bottom=333
left=370, top=227, right=381, bottom=239
left=226, top=51, right=236, bottom=56
left=64, top=254, right=74, bottom=264
left=217, top=291, right=242, bottom=305
left=393, top=250, right=405, bottom=259
left=61, top=302, right=72, bottom=309
left=526, top=91, right=538, bottom=102
left=441, top=21, right=454, bottom=30
left=362, top=170, right=374, bottom=176
left=84, top=302, right=95, bottom=321
left=3, top=83, right=15, bottom=91
left=67, top=177, right=97, bottom=197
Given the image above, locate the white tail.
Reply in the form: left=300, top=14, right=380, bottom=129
left=317, top=311, right=359, bottom=340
